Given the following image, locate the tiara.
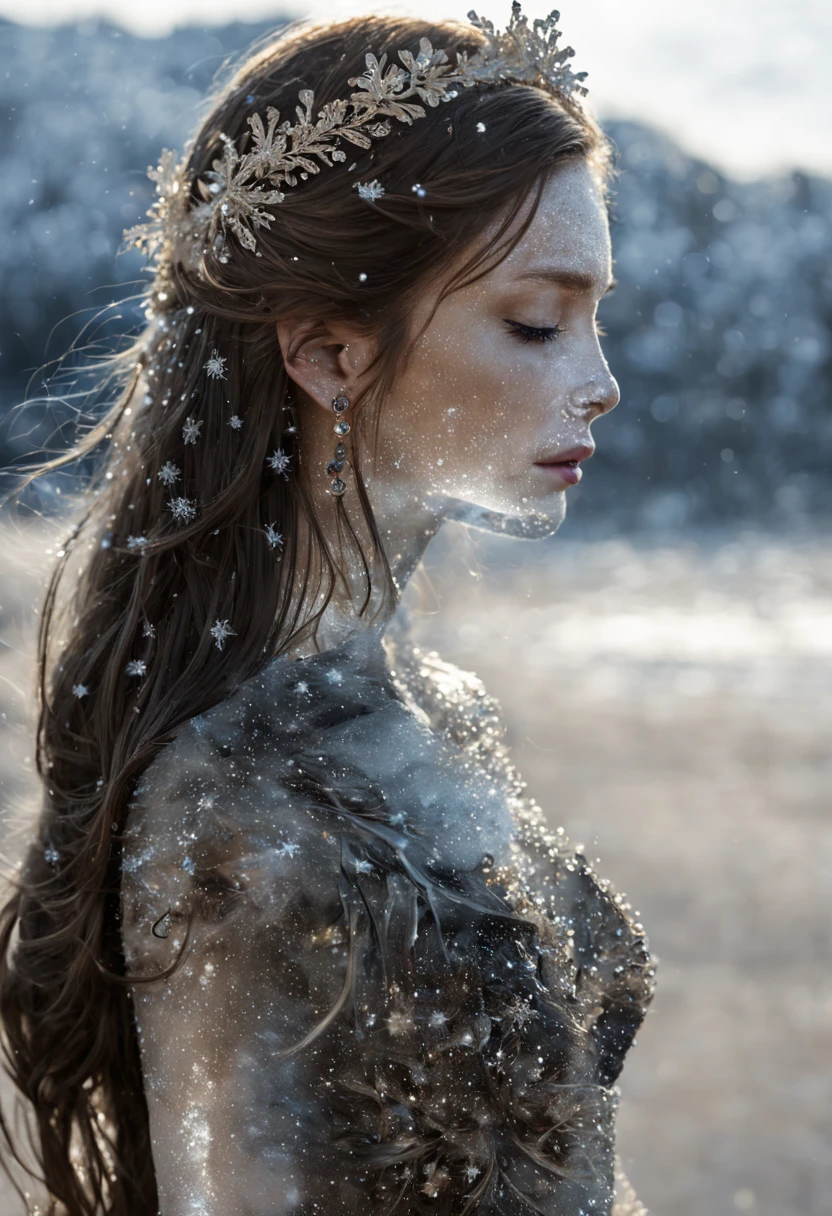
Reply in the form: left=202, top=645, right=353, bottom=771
left=124, top=3, right=589, bottom=273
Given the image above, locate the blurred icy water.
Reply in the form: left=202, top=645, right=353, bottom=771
left=1, top=523, right=830, bottom=1214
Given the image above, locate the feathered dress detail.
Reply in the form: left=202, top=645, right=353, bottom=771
left=121, top=624, right=657, bottom=1215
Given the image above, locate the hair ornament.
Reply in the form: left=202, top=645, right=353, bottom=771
left=209, top=618, right=236, bottom=650
left=158, top=461, right=181, bottom=486
left=123, top=3, right=588, bottom=273
left=266, top=448, right=292, bottom=478
left=167, top=496, right=197, bottom=524
left=354, top=179, right=386, bottom=201
left=264, top=524, right=285, bottom=550
left=181, top=417, right=203, bottom=444
left=204, top=350, right=228, bottom=379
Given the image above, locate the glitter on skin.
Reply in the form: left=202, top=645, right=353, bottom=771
left=276, top=158, right=619, bottom=656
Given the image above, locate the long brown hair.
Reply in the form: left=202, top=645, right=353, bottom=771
left=0, top=13, right=614, bottom=1213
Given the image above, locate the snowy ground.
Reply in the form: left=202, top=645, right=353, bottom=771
left=0, top=522, right=830, bottom=1214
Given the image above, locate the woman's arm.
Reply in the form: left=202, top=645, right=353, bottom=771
left=121, top=763, right=351, bottom=1214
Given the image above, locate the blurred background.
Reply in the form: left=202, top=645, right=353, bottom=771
left=0, top=1, right=830, bottom=1213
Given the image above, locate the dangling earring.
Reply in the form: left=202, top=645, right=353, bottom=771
left=327, top=393, right=350, bottom=496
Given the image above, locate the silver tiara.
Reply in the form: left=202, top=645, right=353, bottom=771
left=124, top=3, right=589, bottom=272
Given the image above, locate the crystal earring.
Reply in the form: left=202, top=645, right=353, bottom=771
left=328, top=393, right=351, bottom=496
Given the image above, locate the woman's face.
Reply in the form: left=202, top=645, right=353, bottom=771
left=367, top=157, right=620, bottom=539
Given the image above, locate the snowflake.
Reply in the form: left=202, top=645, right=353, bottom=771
left=142, top=621, right=156, bottom=639
left=355, top=178, right=385, bottom=202
left=264, top=523, right=284, bottom=549
left=158, top=461, right=181, bottom=486
left=428, top=1010, right=448, bottom=1029
left=228, top=414, right=243, bottom=430
left=125, top=659, right=147, bottom=677
left=72, top=683, right=89, bottom=699
left=126, top=535, right=149, bottom=552
left=294, top=680, right=310, bottom=695
left=501, top=995, right=538, bottom=1029
left=209, top=618, right=236, bottom=650
left=464, top=1164, right=481, bottom=1183
left=325, top=668, right=343, bottom=685
left=182, top=417, right=203, bottom=445
left=476, top=121, right=487, bottom=133
left=43, top=843, right=60, bottom=866
left=353, top=858, right=374, bottom=874
left=204, top=350, right=227, bottom=380
left=168, top=497, right=197, bottom=524
left=266, top=448, right=292, bottom=477
left=276, top=839, right=300, bottom=858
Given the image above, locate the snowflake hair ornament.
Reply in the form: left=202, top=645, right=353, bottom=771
left=158, top=460, right=181, bottom=486
left=182, top=416, right=203, bottom=444
left=210, top=618, right=237, bottom=650
left=124, top=3, right=589, bottom=271
left=204, top=350, right=227, bottom=380
left=264, top=523, right=284, bottom=549
left=167, top=496, right=197, bottom=524
left=354, top=179, right=386, bottom=202
left=267, top=449, right=292, bottom=478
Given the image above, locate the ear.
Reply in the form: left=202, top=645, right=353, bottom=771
left=275, top=316, right=375, bottom=414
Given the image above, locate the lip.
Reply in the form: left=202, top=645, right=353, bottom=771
left=533, top=443, right=595, bottom=486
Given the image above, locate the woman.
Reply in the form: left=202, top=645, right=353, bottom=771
left=0, top=7, right=656, bottom=1214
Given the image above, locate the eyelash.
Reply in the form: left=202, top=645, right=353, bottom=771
left=504, top=319, right=563, bottom=344
left=503, top=319, right=609, bottom=343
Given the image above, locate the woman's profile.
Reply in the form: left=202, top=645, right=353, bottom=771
left=0, top=6, right=657, bottom=1213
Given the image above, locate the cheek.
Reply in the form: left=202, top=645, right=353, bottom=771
left=391, top=333, right=544, bottom=476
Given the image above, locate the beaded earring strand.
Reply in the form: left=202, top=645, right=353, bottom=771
left=328, top=393, right=350, bottom=496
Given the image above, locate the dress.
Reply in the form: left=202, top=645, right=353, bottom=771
left=120, top=618, right=657, bottom=1215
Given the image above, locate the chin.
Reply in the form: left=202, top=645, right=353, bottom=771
left=446, top=495, right=566, bottom=539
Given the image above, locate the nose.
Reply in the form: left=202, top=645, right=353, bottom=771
left=594, top=369, right=621, bottom=419
left=562, top=364, right=620, bottom=423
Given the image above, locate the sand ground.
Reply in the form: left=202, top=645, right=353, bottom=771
left=0, top=522, right=829, bottom=1215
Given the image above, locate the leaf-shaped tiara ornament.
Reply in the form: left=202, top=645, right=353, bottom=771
left=123, top=3, right=589, bottom=274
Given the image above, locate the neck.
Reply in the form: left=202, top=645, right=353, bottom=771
left=282, top=456, right=442, bottom=660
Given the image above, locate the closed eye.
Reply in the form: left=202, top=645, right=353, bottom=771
left=502, top=319, right=564, bottom=344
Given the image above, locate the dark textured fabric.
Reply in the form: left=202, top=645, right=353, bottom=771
left=121, top=625, right=656, bottom=1214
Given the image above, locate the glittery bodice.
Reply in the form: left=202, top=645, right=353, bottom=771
left=121, top=624, right=656, bottom=1215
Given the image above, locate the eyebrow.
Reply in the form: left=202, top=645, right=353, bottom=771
left=514, top=268, right=618, bottom=295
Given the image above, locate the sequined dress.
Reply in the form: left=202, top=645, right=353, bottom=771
left=121, top=621, right=657, bottom=1215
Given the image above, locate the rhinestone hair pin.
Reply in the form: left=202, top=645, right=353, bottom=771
left=124, top=3, right=589, bottom=272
